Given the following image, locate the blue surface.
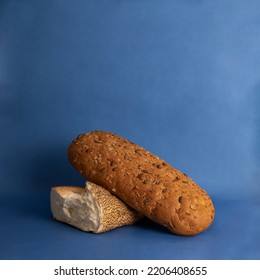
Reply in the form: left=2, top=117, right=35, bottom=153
left=0, top=0, right=260, bottom=259
left=1, top=193, right=260, bottom=260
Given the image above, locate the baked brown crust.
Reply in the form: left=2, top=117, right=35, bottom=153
left=68, top=131, right=215, bottom=235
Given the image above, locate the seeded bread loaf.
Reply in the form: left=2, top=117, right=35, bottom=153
left=68, top=131, right=215, bottom=236
left=51, top=182, right=142, bottom=233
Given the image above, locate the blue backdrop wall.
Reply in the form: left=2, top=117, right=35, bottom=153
left=1, top=0, right=259, bottom=198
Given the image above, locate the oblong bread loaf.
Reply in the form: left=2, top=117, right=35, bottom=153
left=68, top=131, right=215, bottom=236
left=50, top=182, right=142, bottom=233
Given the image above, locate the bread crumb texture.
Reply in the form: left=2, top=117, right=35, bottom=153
left=68, top=131, right=215, bottom=236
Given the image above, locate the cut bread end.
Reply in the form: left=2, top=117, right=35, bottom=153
left=50, top=182, right=142, bottom=233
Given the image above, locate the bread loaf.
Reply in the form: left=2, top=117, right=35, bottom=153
left=50, top=182, right=142, bottom=233
left=68, top=131, right=215, bottom=235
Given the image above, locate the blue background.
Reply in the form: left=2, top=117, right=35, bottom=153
left=0, top=0, right=259, bottom=259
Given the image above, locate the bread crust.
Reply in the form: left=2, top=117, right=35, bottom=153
left=87, top=182, right=142, bottom=232
left=68, top=131, right=215, bottom=235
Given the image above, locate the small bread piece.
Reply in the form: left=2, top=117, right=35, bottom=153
left=50, top=182, right=142, bottom=233
left=68, top=131, right=215, bottom=236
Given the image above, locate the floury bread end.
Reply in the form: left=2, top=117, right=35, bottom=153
left=50, top=182, right=142, bottom=233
